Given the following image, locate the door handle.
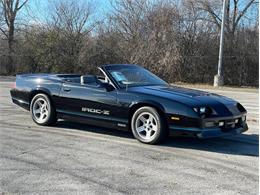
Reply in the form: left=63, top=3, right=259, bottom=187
left=63, top=87, right=71, bottom=92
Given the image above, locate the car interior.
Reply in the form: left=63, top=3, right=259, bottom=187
left=60, top=72, right=115, bottom=91
left=80, top=75, right=102, bottom=86
left=61, top=72, right=106, bottom=84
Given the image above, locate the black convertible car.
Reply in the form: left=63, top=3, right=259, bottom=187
left=10, top=64, right=248, bottom=144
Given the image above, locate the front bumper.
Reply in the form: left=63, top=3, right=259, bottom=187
left=169, top=123, right=248, bottom=138
left=168, top=114, right=248, bottom=138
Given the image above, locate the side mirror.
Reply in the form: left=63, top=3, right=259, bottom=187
left=100, top=83, right=114, bottom=92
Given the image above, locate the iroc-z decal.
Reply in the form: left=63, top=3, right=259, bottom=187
left=82, top=107, right=110, bottom=115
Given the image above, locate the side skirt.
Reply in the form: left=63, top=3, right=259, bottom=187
left=57, top=110, right=129, bottom=131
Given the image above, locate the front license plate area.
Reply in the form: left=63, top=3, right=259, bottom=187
left=222, top=118, right=240, bottom=132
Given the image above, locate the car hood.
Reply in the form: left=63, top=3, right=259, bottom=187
left=128, top=85, right=243, bottom=116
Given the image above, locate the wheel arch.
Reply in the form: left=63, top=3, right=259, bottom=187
left=128, top=101, right=167, bottom=130
left=29, top=88, right=53, bottom=107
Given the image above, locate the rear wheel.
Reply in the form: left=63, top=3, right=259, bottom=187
left=131, top=106, right=167, bottom=144
left=30, top=94, right=57, bottom=125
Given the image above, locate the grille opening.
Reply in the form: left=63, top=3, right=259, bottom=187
left=220, top=118, right=243, bottom=132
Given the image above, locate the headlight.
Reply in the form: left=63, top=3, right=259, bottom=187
left=193, top=107, right=207, bottom=114
left=193, top=107, right=213, bottom=118
left=199, top=107, right=206, bottom=113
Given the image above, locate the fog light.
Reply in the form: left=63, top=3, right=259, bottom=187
left=235, top=119, right=239, bottom=123
left=205, top=121, right=215, bottom=128
left=219, top=121, right=224, bottom=127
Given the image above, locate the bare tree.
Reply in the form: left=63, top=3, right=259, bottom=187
left=43, top=0, right=94, bottom=72
left=0, top=0, right=257, bottom=86
left=0, top=0, right=29, bottom=73
left=108, top=0, right=181, bottom=79
left=193, top=0, right=258, bottom=37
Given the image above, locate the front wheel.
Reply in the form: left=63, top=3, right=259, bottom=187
left=131, top=106, right=167, bottom=144
left=30, top=93, right=57, bottom=126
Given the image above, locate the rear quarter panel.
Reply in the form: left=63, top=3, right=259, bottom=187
left=10, top=74, right=62, bottom=110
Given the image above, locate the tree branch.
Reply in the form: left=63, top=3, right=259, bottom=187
left=234, top=0, right=255, bottom=29
left=0, top=26, right=8, bottom=38
left=17, top=0, right=28, bottom=10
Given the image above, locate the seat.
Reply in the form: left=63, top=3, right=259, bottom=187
left=80, top=75, right=100, bottom=86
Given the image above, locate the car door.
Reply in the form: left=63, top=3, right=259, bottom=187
left=56, top=81, right=125, bottom=126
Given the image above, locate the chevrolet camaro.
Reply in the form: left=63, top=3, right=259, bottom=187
left=10, top=64, right=248, bottom=144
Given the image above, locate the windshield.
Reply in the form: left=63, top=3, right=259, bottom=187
left=105, top=65, right=168, bottom=88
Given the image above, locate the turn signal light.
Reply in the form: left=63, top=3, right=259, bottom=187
left=171, top=116, right=180, bottom=121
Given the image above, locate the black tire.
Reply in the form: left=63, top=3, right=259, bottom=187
left=30, top=93, right=57, bottom=126
left=131, top=106, right=167, bottom=144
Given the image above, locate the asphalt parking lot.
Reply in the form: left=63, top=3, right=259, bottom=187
left=0, top=81, right=259, bottom=194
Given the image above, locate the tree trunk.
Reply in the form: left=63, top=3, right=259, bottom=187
left=7, top=20, right=15, bottom=74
